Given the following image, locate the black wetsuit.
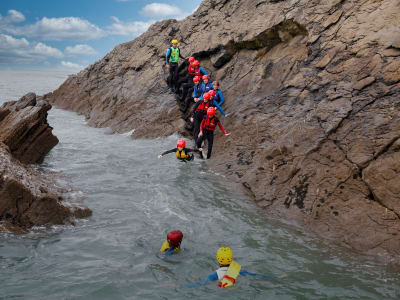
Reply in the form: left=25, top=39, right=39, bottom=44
left=161, top=148, right=201, bottom=162
left=190, top=100, right=214, bottom=143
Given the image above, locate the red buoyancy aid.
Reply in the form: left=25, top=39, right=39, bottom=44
left=204, top=116, right=218, bottom=131
left=188, top=65, right=202, bottom=76
left=195, top=101, right=211, bottom=114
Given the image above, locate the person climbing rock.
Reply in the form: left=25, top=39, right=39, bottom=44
left=165, top=40, right=185, bottom=92
left=185, top=247, right=287, bottom=288
left=180, top=76, right=201, bottom=113
left=208, top=89, right=226, bottom=117
left=197, top=107, right=230, bottom=159
left=179, top=60, right=209, bottom=101
left=160, top=230, right=183, bottom=255
left=158, top=139, right=202, bottom=162
left=211, top=81, right=227, bottom=117
left=176, top=57, right=196, bottom=97
left=198, top=75, right=213, bottom=98
left=190, top=92, right=215, bottom=143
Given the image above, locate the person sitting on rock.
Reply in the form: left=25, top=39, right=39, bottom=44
left=166, top=39, right=186, bottom=92
left=190, top=92, right=215, bottom=143
left=211, top=81, right=227, bottom=117
left=158, top=139, right=202, bottom=162
left=179, top=60, right=209, bottom=101
left=198, top=75, right=213, bottom=99
left=197, top=107, right=230, bottom=159
left=180, top=76, right=201, bottom=113
left=160, top=230, right=183, bottom=255
left=208, top=89, right=226, bottom=117
left=185, top=247, right=286, bottom=288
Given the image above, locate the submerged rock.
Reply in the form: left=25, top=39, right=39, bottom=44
left=46, top=0, right=400, bottom=263
left=0, top=94, right=92, bottom=232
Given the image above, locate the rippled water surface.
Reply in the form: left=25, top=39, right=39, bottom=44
left=0, top=70, right=399, bottom=299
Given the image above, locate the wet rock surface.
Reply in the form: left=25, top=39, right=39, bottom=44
left=46, top=0, right=400, bottom=263
left=0, top=94, right=92, bottom=232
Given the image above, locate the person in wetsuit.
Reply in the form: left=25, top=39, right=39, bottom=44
left=160, top=230, right=183, bottom=255
left=197, top=107, right=230, bottom=159
left=185, top=247, right=287, bottom=288
left=190, top=92, right=215, bottom=143
left=208, top=89, right=226, bottom=117
left=180, top=75, right=201, bottom=113
left=166, top=39, right=186, bottom=92
left=158, top=139, right=202, bottom=162
left=178, top=60, right=209, bottom=101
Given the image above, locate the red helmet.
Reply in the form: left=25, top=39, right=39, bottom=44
left=203, top=92, right=211, bottom=100
left=202, top=75, right=210, bottom=80
left=188, top=57, right=195, bottom=63
left=213, top=81, right=219, bottom=86
left=177, top=139, right=186, bottom=148
left=207, top=107, right=216, bottom=117
left=167, top=230, right=183, bottom=246
left=209, top=90, right=216, bottom=97
left=193, top=60, right=200, bottom=68
left=193, top=76, right=201, bottom=83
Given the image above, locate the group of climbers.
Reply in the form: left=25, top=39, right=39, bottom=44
left=162, top=39, right=230, bottom=161
left=160, top=230, right=286, bottom=288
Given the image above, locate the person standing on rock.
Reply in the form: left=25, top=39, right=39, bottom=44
left=211, top=81, right=227, bottom=117
left=208, top=89, right=226, bottom=117
left=179, top=60, right=209, bottom=101
left=180, top=75, right=201, bottom=113
left=198, top=75, right=214, bottom=99
left=166, top=39, right=186, bottom=93
left=197, top=107, right=230, bottom=159
left=190, top=92, right=215, bottom=143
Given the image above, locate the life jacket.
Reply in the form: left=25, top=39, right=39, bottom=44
left=217, top=261, right=241, bottom=288
left=176, top=149, right=190, bottom=160
left=204, top=116, right=218, bottom=131
left=160, top=240, right=180, bottom=253
left=169, top=47, right=180, bottom=63
left=195, top=101, right=211, bottom=114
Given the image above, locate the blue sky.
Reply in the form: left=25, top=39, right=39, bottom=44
left=0, top=0, right=202, bottom=70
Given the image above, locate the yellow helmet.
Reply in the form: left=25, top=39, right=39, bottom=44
left=216, top=247, right=233, bottom=265
left=171, top=39, right=178, bottom=44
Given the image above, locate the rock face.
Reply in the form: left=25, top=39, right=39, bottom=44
left=0, top=94, right=91, bottom=232
left=46, top=0, right=400, bottom=263
left=0, top=93, right=59, bottom=164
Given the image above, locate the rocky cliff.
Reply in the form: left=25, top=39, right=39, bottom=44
left=46, top=0, right=400, bottom=263
left=0, top=94, right=91, bottom=232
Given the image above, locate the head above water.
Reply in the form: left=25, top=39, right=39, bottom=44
left=217, top=246, right=233, bottom=266
left=177, top=139, right=186, bottom=148
left=167, top=230, right=183, bottom=247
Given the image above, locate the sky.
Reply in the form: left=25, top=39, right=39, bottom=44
left=0, top=0, right=202, bottom=71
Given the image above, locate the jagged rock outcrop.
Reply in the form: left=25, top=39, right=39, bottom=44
left=0, top=92, right=59, bottom=164
left=0, top=94, right=92, bottom=232
left=46, top=0, right=400, bottom=263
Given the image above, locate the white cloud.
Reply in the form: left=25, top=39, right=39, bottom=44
left=0, top=33, right=64, bottom=64
left=61, top=61, right=84, bottom=69
left=5, top=17, right=105, bottom=41
left=65, top=44, right=97, bottom=56
left=106, top=16, right=153, bottom=36
left=33, top=42, right=63, bottom=58
left=141, top=3, right=184, bottom=19
left=0, top=33, right=29, bottom=49
left=0, top=9, right=25, bottom=24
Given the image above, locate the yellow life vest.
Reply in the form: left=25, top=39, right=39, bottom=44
left=176, top=150, right=189, bottom=160
left=160, top=240, right=180, bottom=253
left=218, top=261, right=241, bottom=288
